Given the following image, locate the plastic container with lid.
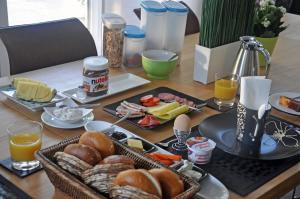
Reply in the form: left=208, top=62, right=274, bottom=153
left=140, top=1, right=167, bottom=50
left=102, top=13, right=126, bottom=68
left=83, top=56, right=109, bottom=97
left=123, top=25, right=145, bottom=67
left=162, top=1, right=188, bottom=64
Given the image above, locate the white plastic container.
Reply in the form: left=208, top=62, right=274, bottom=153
left=123, top=25, right=145, bottom=67
left=140, top=1, right=167, bottom=50
left=102, top=13, right=126, bottom=68
left=162, top=1, right=188, bottom=64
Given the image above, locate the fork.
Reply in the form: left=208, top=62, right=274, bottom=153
left=168, top=100, right=207, bottom=112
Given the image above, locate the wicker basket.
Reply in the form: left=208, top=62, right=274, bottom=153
left=36, top=136, right=200, bottom=199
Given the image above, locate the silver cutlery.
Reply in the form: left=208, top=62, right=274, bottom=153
left=58, top=103, right=101, bottom=109
left=102, top=111, right=131, bottom=133
left=157, top=138, right=177, bottom=147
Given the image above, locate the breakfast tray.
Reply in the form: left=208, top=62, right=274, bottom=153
left=103, top=87, right=206, bottom=129
left=36, top=136, right=200, bottom=199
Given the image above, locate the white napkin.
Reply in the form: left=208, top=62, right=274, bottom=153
left=240, top=76, right=272, bottom=110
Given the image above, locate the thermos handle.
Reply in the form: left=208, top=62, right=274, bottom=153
left=256, top=47, right=271, bottom=78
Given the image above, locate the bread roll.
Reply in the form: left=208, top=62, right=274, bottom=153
left=100, top=155, right=135, bottom=165
left=149, top=168, right=184, bottom=199
left=79, top=132, right=115, bottom=158
left=114, top=169, right=162, bottom=198
left=64, top=144, right=102, bottom=166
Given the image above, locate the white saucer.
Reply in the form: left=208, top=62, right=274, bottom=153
left=41, top=111, right=94, bottom=129
left=269, top=92, right=300, bottom=116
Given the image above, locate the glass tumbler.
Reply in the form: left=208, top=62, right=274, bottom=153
left=7, top=120, right=43, bottom=171
left=214, top=73, right=239, bottom=107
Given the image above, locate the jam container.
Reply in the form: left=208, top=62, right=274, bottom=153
left=123, top=25, right=145, bottom=67
left=186, top=136, right=216, bottom=165
left=83, top=56, right=109, bottom=97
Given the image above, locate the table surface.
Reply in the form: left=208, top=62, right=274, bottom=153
left=0, top=14, right=299, bottom=199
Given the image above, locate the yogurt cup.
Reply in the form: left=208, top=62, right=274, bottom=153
left=186, top=136, right=216, bottom=165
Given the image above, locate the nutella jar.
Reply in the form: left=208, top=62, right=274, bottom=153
left=83, top=56, right=109, bottom=97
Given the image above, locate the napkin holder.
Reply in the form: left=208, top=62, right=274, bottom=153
left=236, top=103, right=270, bottom=155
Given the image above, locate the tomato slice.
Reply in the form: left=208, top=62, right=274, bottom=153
left=138, top=116, right=150, bottom=126
left=138, top=115, right=160, bottom=126
left=152, top=97, right=160, bottom=104
left=142, top=101, right=158, bottom=107
left=140, top=95, right=153, bottom=103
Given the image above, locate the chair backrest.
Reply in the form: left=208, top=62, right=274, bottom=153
left=0, top=18, right=97, bottom=75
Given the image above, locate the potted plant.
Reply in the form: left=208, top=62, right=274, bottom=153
left=254, top=0, right=287, bottom=66
left=193, top=0, right=256, bottom=84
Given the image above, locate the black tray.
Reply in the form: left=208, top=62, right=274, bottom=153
left=103, top=87, right=206, bottom=129
left=157, top=125, right=300, bottom=196
left=0, top=173, right=32, bottom=199
left=198, top=109, right=300, bottom=160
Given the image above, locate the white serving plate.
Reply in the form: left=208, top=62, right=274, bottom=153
left=84, top=120, right=182, bottom=168
left=269, top=92, right=300, bottom=116
left=0, top=85, right=66, bottom=112
left=62, top=73, right=150, bottom=104
left=195, top=174, right=229, bottom=199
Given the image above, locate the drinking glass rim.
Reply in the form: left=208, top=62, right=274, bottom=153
left=7, top=120, right=43, bottom=136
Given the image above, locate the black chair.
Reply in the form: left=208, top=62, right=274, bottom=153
left=0, top=18, right=97, bottom=75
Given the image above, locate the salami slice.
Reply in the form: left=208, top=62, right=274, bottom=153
left=158, top=93, right=175, bottom=101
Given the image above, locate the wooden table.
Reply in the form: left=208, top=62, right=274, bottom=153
left=0, top=17, right=299, bottom=199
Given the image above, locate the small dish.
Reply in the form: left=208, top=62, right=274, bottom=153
left=84, top=120, right=129, bottom=141
left=41, top=111, right=94, bottom=129
left=43, top=107, right=93, bottom=123
left=269, top=92, right=300, bottom=116
left=142, top=50, right=178, bottom=79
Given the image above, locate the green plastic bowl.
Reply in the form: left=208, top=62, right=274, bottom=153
left=142, top=50, right=178, bottom=80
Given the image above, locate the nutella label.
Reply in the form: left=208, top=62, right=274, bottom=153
left=83, top=69, right=109, bottom=93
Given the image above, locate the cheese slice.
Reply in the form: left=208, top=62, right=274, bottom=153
left=148, top=102, right=180, bottom=116
left=127, top=139, right=144, bottom=150
left=155, top=105, right=189, bottom=120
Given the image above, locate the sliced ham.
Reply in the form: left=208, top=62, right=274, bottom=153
left=158, top=93, right=175, bottom=101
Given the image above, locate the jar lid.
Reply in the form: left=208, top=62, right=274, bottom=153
left=162, top=1, right=188, bottom=13
left=141, top=1, right=167, bottom=13
left=124, top=25, right=145, bottom=38
left=102, top=13, right=126, bottom=29
left=84, top=56, right=108, bottom=71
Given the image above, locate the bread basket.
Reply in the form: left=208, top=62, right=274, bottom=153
left=36, top=135, right=200, bottom=199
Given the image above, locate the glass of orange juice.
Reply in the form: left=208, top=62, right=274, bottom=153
left=7, top=120, right=42, bottom=171
left=214, top=73, right=239, bottom=107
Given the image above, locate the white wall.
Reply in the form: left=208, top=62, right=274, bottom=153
left=0, top=0, right=8, bottom=27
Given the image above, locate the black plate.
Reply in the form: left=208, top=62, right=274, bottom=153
left=198, top=109, right=300, bottom=160
left=103, top=87, right=206, bottom=129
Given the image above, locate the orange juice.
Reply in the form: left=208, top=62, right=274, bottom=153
left=214, top=79, right=238, bottom=100
left=9, top=133, right=42, bottom=161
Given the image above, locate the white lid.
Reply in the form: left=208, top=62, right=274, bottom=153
left=102, top=13, right=126, bottom=29
left=83, top=56, right=108, bottom=71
